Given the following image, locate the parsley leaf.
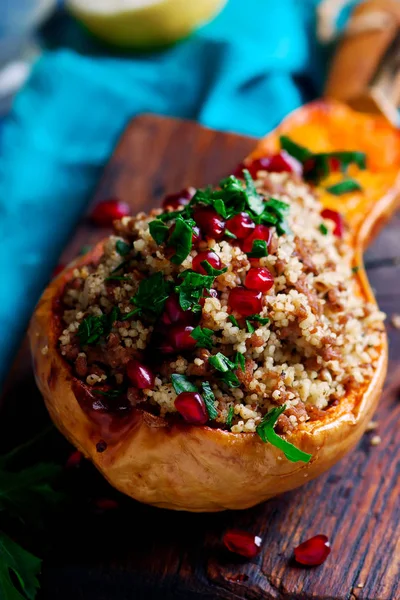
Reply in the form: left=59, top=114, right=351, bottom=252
left=319, top=223, right=328, bottom=235
left=131, top=272, right=170, bottom=319
left=208, top=352, right=240, bottom=387
left=77, top=307, right=120, bottom=346
left=175, top=271, right=214, bottom=312
left=228, top=315, right=239, bottom=327
left=256, top=405, right=312, bottom=463
left=243, top=169, right=264, bottom=215
left=247, top=314, right=270, bottom=325
left=280, top=136, right=313, bottom=163
left=116, top=240, right=131, bottom=256
left=246, top=320, right=255, bottom=333
left=200, top=260, right=227, bottom=277
left=104, top=276, right=131, bottom=282
left=201, top=382, right=218, bottom=420
left=246, top=239, right=268, bottom=258
left=326, top=178, right=362, bottom=195
left=0, top=532, right=42, bottom=600
left=190, top=326, right=214, bottom=350
left=149, top=220, right=169, bottom=245
left=225, top=229, right=237, bottom=239
left=168, top=216, right=195, bottom=265
left=226, top=406, right=234, bottom=429
left=171, top=374, right=197, bottom=394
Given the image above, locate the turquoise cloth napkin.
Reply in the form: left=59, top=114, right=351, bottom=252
left=0, top=0, right=325, bottom=385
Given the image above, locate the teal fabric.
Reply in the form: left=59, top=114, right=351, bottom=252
left=0, top=0, right=325, bottom=385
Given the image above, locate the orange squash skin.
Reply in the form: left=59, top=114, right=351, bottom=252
left=29, top=101, right=398, bottom=511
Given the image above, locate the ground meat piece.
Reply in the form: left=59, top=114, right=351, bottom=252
left=85, top=344, right=139, bottom=370
left=75, top=354, right=88, bottom=378
left=327, top=288, right=344, bottom=312
left=236, top=359, right=256, bottom=389
left=294, top=274, right=322, bottom=315
left=320, top=345, right=341, bottom=362
left=285, top=400, right=308, bottom=423
left=107, top=332, right=121, bottom=348
left=88, top=364, right=106, bottom=378
left=294, top=304, right=308, bottom=322
left=294, top=237, right=318, bottom=275
left=274, top=258, right=286, bottom=275
left=246, top=334, right=264, bottom=348
left=187, top=349, right=211, bottom=376
left=305, top=357, right=321, bottom=371
left=127, top=387, right=145, bottom=406
left=275, top=414, right=293, bottom=434
left=62, top=343, right=79, bottom=362
left=268, top=235, right=279, bottom=255
left=306, top=405, right=326, bottom=421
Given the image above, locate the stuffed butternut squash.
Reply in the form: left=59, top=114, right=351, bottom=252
left=29, top=101, right=400, bottom=511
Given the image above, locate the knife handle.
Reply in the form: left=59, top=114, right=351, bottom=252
left=324, top=0, right=400, bottom=124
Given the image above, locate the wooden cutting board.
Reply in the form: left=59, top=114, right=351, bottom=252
left=2, top=115, right=400, bottom=600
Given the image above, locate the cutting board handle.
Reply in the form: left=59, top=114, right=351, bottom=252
left=324, top=0, right=400, bottom=125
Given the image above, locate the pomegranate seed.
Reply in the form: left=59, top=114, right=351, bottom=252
left=294, top=535, right=331, bottom=566
left=193, top=206, right=225, bottom=240
left=161, top=324, right=197, bottom=353
left=226, top=212, right=255, bottom=239
left=223, top=529, right=262, bottom=559
left=242, top=225, right=272, bottom=253
left=90, top=199, right=131, bottom=226
left=321, top=208, right=344, bottom=237
left=329, top=157, right=341, bottom=172
left=126, top=359, right=155, bottom=389
left=94, top=498, right=119, bottom=511
left=229, top=287, right=262, bottom=316
left=192, top=251, right=221, bottom=275
left=65, top=450, right=82, bottom=469
left=162, top=187, right=195, bottom=210
left=245, top=267, right=274, bottom=292
left=175, top=392, right=208, bottom=425
left=160, top=294, right=192, bottom=325
left=239, top=152, right=302, bottom=179
left=52, top=264, right=65, bottom=278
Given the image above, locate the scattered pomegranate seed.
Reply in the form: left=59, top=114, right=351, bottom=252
left=162, top=324, right=197, bottom=353
left=321, top=208, right=344, bottom=237
left=229, top=287, right=262, bottom=317
left=160, top=294, right=192, bottom=326
left=162, top=187, right=195, bottom=210
left=223, top=529, right=262, bottom=559
left=238, top=152, right=302, bottom=179
left=242, top=225, right=272, bottom=254
left=52, top=264, right=65, bottom=278
left=294, top=534, right=331, bottom=566
left=328, top=157, right=341, bottom=172
left=193, top=206, right=225, bottom=240
left=90, top=199, right=131, bottom=226
left=94, top=498, right=119, bottom=511
left=245, top=267, right=274, bottom=292
left=65, top=450, right=82, bottom=469
left=174, top=392, right=208, bottom=425
left=96, top=440, right=108, bottom=453
left=126, top=359, right=155, bottom=389
left=226, top=212, right=255, bottom=239
left=192, top=251, right=222, bottom=275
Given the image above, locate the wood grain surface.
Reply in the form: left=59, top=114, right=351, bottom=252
left=2, top=115, right=400, bottom=600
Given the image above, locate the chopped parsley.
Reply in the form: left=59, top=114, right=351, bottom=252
left=149, top=220, right=169, bottom=245
left=326, top=178, right=362, bottom=195
left=93, top=388, right=126, bottom=399
left=226, top=405, right=234, bottom=429
left=280, top=135, right=313, bottom=163
left=200, top=260, right=228, bottom=277
left=116, top=240, right=131, bottom=256
left=319, top=223, right=329, bottom=235
left=225, top=229, right=237, bottom=239
left=256, top=405, right=312, bottom=463
left=171, top=374, right=197, bottom=394
left=243, top=169, right=265, bottom=215
left=208, top=352, right=241, bottom=387
left=104, top=275, right=131, bottom=282
left=130, top=271, right=170, bottom=319
left=190, top=326, right=214, bottom=350
left=175, top=270, right=214, bottom=312
left=352, top=265, right=360, bottom=274
left=77, top=306, right=120, bottom=345
left=168, top=216, right=196, bottom=265
left=201, top=382, right=218, bottom=420
left=246, top=239, right=268, bottom=258
left=247, top=314, right=270, bottom=325
left=228, top=315, right=239, bottom=328
left=246, top=320, right=255, bottom=333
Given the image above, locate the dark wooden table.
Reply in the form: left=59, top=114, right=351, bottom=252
left=2, top=115, right=400, bottom=600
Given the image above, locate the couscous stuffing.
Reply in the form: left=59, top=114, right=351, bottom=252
left=57, top=148, right=385, bottom=451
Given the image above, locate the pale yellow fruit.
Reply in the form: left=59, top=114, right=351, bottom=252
left=66, top=0, right=227, bottom=49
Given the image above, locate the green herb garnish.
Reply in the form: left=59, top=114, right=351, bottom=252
left=104, top=275, right=131, bottom=282
left=200, top=260, right=227, bottom=277
left=130, top=271, right=170, bottom=319
left=256, top=405, right=312, bottom=463
left=280, top=136, right=313, bottom=163
left=225, top=229, right=237, bottom=239
left=352, top=265, right=360, bottom=274
left=93, top=388, right=126, bottom=399
left=116, top=240, right=131, bottom=256
left=208, top=352, right=240, bottom=387
left=0, top=532, right=42, bottom=600
left=319, top=223, right=329, bottom=235
left=326, top=178, right=362, bottom=195
left=149, top=220, right=169, bottom=245
left=243, top=169, right=265, bottom=215
left=246, top=320, right=255, bottom=333
left=201, top=382, right=218, bottom=420
left=77, top=307, right=120, bottom=345
left=247, top=314, right=270, bottom=325
left=190, top=326, right=214, bottom=350
left=226, top=406, right=234, bottom=429
left=175, top=271, right=214, bottom=312
left=246, top=239, right=268, bottom=258
left=228, top=315, right=239, bottom=327
left=171, top=374, right=197, bottom=394
left=167, top=216, right=196, bottom=265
